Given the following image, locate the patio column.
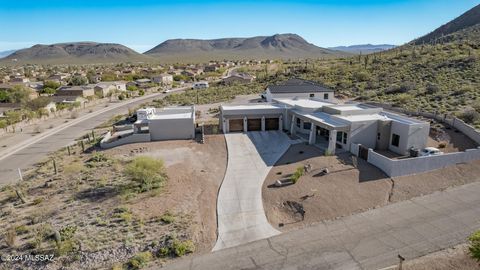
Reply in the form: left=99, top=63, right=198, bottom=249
left=290, top=115, right=296, bottom=135
left=222, top=118, right=228, bottom=133
left=327, top=130, right=337, bottom=154
left=279, top=115, right=283, bottom=131
left=308, top=124, right=316, bottom=145
left=261, top=116, right=265, bottom=131
left=243, top=117, right=248, bottom=132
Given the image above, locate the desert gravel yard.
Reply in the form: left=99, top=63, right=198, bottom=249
left=262, top=143, right=480, bottom=232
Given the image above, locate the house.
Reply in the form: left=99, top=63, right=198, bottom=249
left=100, top=106, right=196, bottom=148
left=135, top=78, right=152, bottom=88
left=151, top=74, right=173, bottom=85
left=223, top=73, right=255, bottom=84
left=50, top=95, right=86, bottom=105
left=219, top=98, right=430, bottom=156
left=56, top=85, right=95, bottom=97
left=193, top=81, right=209, bottom=89
left=264, top=78, right=335, bottom=102
left=10, top=77, right=30, bottom=84
left=204, top=65, right=219, bottom=72
left=133, top=106, right=195, bottom=140
left=94, top=83, right=116, bottom=98
left=47, top=74, right=70, bottom=83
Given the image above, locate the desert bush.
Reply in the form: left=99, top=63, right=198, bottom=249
left=160, top=212, right=175, bottom=224
left=126, top=251, right=153, bottom=269
left=172, top=239, right=195, bottom=257
left=459, top=109, right=480, bottom=124
left=438, top=142, right=447, bottom=148
left=125, top=156, right=167, bottom=192
left=290, top=166, right=304, bottom=184
left=15, top=225, right=29, bottom=235
left=468, top=230, right=480, bottom=261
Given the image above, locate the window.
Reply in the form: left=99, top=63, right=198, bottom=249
left=303, top=122, right=311, bottom=130
left=309, top=93, right=315, bottom=98
left=391, top=134, right=400, bottom=147
left=324, top=93, right=329, bottom=99
left=296, top=117, right=301, bottom=127
left=377, top=133, right=381, bottom=140
left=343, top=132, right=347, bottom=144
left=336, top=131, right=343, bottom=142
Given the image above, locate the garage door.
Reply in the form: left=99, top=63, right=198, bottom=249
left=265, top=118, right=279, bottom=130
left=229, top=119, right=244, bottom=132
left=247, top=119, right=261, bottom=131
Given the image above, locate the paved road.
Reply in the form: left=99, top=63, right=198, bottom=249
left=165, top=181, right=480, bottom=270
left=213, top=131, right=299, bottom=251
left=0, top=89, right=185, bottom=186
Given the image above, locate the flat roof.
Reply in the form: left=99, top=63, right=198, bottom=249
left=274, top=98, right=332, bottom=109
left=293, top=110, right=349, bottom=129
left=335, top=113, right=389, bottom=123
left=326, top=104, right=372, bottom=111
left=221, top=103, right=284, bottom=111
left=150, top=112, right=192, bottom=120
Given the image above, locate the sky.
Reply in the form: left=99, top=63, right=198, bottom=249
left=0, top=0, right=478, bottom=52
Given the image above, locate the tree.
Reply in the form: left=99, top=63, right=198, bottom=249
left=10, top=85, right=33, bottom=104
left=25, top=96, right=51, bottom=111
left=4, top=111, right=22, bottom=132
left=69, top=76, right=88, bottom=86
left=127, top=85, right=138, bottom=92
left=0, top=119, right=7, bottom=131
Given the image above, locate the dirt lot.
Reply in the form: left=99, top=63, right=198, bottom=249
left=399, top=243, right=479, bottom=270
left=262, top=143, right=480, bottom=231
left=0, top=134, right=227, bottom=270
left=427, top=121, right=478, bottom=153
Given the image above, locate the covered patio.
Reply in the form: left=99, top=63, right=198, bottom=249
left=290, top=110, right=349, bottom=154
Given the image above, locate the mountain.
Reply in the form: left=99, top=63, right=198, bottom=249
left=412, top=4, right=480, bottom=45
left=145, top=34, right=345, bottom=62
left=0, top=42, right=151, bottom=65
left=0, top=49, right=17, bottom=59
left=328, top=44, right=396, bottom=54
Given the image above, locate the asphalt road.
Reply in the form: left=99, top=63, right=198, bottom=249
left=0, top=88, right=184, bottom=186
left=162, top=181, right=480, bottom=270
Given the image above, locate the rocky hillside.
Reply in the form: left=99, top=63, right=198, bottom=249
left=145, top=34, right=345, bottom=62
left=0, top=42, right=151, bottom=65
left=413, top=4, right=480, bottom=45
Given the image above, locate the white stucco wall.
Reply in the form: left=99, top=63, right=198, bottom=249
left=388, top=121, right=429, bottom=155
left=348, top=120, right=378, bottom=150
left=148, top=118, right=195, bottom=140
left=265, top=89, right=334, bottom=102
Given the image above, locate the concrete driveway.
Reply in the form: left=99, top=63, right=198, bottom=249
left=213, top=131, right=299, bottom=251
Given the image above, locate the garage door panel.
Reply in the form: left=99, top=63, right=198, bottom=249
left=247, top=119, right=261, bottom=131
left=265, top=118, right=279, bottom=130
left=229, top=119, right=243, bottom=132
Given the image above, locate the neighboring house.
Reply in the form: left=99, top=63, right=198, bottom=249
left=50, top=95, right=86, bottom=105
left=264, top=78, right=335, bottom=102
left=56, top=85, right=95, bottom=97
left=94, top=83, right=116, bottom=98
left=204, top=65, right=219, bottom=72
left=48, top=74, right=70, bottom=83
left=135, top=78, right=152, bottom=88
left=100, top=106, right=196, bottom=148
left=10, top=77, right=30, bottom=84
left=193, top=81, right=209, bottom=89
left=151, top=74, right=173, bottom=85
left=219, top=98, right=430, bottom=156
left=223, top=73, right=255, bottom=84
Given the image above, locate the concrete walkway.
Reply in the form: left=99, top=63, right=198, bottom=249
left=213, top=131, right=299, bottom=251
left=167, top=181, right=480, bottom=270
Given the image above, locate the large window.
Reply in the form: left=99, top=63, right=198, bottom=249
left=324, top=93, right=329, bottom=100
left=391, top=133, right=400, bottom=147
left=303, top=122, right=311, bottom=130
left=296, top=117, right=301, bottom=127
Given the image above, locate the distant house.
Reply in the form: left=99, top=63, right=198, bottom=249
left=56, top=85, right=95, bottom=98
left=264, top=78, right=334, bottom=102
left=135, top=78, right=152, bottom=88
left=94, top=83, right=116, bottom=98
left=204, top=65, right=219, bottom=72
left=10, top=77, right=30, bottom=84
left=151, top=74, right=173, bottom=85
left=193, top=81, right=209, bottom=89
left=223, top=73, right=255, bottom=84
left=50, top=95, right=86, bottom=105
left=48, top=74, right=70, bottom=83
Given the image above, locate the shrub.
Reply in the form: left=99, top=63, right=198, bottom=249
left=469, top=230, right=480, bottom=261
left=125, top=156, right=167, bottom=192
left=290, top=166, right=304, bottom=184
left=172, top=239, right=195, bottom=257
left=459, top=109, right=480, bottom=124
left=126, top=251, right=153, bottom=269
left=15, top=225, right=29, bottom=235
left=160, top=212, right=175, bottom=224
left=438, top=142, right=447, bottom=148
